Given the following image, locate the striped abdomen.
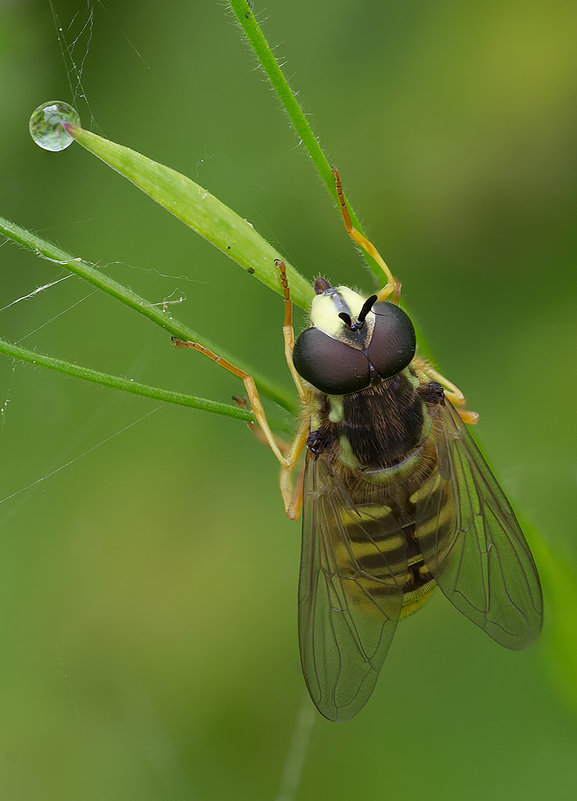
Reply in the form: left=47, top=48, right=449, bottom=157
left=309, top=365, right=453, bottom=616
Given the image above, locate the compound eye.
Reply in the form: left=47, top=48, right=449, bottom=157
left=292, top=328, right=370, bottom=395
left=366, top=302, right=416, bottom=379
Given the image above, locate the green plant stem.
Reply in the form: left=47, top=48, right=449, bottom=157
left=0, top=337, right=256, bottom=422
left=0, top=216, right=297, bottom=415
left=229, top=0, right=383, bottom=284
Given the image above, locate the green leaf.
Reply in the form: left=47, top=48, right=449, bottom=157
left=66, top=125, right=314, bottom=311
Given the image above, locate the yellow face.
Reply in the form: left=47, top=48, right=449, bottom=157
left=293, top=284, right=417, bottom=396
left=309, top=285, right=375, bottom=347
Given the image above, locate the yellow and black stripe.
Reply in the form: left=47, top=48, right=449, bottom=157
left=308, top=361, right=454, bottom=619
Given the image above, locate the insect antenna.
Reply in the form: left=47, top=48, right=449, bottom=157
left=341, top=294, right=378, bottom=332
left=357, top=294, right=378, bottom=324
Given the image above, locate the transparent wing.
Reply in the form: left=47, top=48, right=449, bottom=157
left=299, top=452, right=406, bottom=721
left=415, top=401, right=543, bottom=649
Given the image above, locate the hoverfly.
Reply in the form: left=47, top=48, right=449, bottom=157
left=174, top=169, right=543, bottom=721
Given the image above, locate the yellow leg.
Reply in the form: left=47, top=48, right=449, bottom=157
left=332, top=167, right=401, bottom=303
left=173, top=338, right=295, bottom=462
left=233, top=395, right=290, bottom=455
left=233, top=394, right=307, bottom=517
left=280, top=421, right=309, bottom=518
left=173, top=337, right=309, bottom=516
left=426, top=365, right=479, bottom=425
left=273, top=256, right=310, bottom=515
left=173, top=258, right=311, bottom=516
left=173, top=251, right=313, bottom=516
left=283, top=460, right=306, bottom=521
left=275, top=258, right=309, bottom=403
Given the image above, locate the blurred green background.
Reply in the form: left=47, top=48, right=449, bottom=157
left=1, top=1, right=577, bottom=799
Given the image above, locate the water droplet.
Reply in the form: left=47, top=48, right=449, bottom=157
left=29, top=101, right=80, bottom=152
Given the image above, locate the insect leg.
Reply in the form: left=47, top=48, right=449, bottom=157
left=234, top=393, right=308, bottom=517
left=173, top=338, right=310, bottom=516
left=279, top=419, right=309, bottom=518
left=275, top=258, right=309, bottom=402
left=233, top=395, right=290, bottom=453
left=282, top=458, right=306, bottom=520
left=425, top=365, right=480, bottom=425
left=172, top=337, right=296, bottom=465
left=332, top=167, right=401, bottom=303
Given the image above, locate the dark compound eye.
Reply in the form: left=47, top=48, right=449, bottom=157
left=367, top=302, right=416, bottom=379
left=293, top=303, right=416, bottom=395
left=292, top=328, right=370, bottom=395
